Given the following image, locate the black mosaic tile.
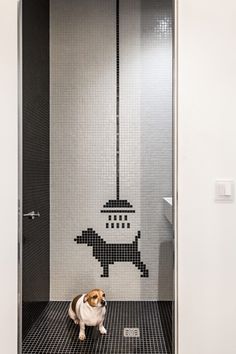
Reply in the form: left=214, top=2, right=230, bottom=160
left=22, top=0, right=50, bottom=338
left=101, top=210, right=135, bottom=213
left=102, top=200, right=134, bottom=208
left=159, top=302, right=173, bottom=354
left=74, top=229, right=149, bottom=277
left=22, top=301, right=172, bottom=354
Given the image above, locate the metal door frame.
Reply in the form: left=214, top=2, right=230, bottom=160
left=17, top=1, right=179, bottom=353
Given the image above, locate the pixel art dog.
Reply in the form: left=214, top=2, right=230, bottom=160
left=74, top=228, right=149, bottom=277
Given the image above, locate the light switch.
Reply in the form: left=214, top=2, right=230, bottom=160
left=215, top=180, right=234, bottom=202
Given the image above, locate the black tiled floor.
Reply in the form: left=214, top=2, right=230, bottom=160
left=22, top=301, right=172, bottom=354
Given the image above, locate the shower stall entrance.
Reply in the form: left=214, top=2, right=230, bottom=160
left=19, top=0, right=174, bottom=353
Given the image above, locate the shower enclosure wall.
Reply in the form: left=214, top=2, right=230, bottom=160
left=21, top=0, right=173, bottom=352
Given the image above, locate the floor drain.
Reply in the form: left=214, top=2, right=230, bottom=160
left=124, top=328, right=140, bottom=337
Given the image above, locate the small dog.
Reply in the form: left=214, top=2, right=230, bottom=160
left=74, top=229, right=149, bottom=277
left=68, top=288, right=107, bottom=341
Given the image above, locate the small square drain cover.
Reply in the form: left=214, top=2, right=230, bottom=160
left=124, top=328, right=140, bottom=337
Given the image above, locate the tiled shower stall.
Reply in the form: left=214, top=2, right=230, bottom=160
left=21, top=0, right=173, bottom=352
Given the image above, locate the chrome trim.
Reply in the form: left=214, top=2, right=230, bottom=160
left=23, top=211, right=41, bottom=219
left=173, top=0, right=179, bottom=353
left=17, top=0, right=23, bottom=353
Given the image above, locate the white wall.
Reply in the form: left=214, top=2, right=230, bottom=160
left=177, top=0, right=236, bottom=353
left=0, top=0, right=18, bottom=353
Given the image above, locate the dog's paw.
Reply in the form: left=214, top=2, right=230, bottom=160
left=79, top=332, right=86, bottom=341
left=74, top=319, right=80, bottom=325
left=99, top=326, right=107, bottom=335
left=141, top=270, right=149, bottom=277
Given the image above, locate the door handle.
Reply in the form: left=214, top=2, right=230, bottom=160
left=23, top=211, right=40, bottom=220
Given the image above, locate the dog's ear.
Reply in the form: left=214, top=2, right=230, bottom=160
left=83, top=294, right=88, bottom=303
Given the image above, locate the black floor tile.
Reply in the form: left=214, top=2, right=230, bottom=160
left=22, top=301, right=172, bottom=354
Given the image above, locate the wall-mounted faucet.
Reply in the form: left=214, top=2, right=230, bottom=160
left=23, top=211, right=40, bottom=220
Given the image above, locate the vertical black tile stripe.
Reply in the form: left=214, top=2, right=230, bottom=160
left=22, top=0, right=50, bottom=338
left=116, top=0, right=120, bottom=201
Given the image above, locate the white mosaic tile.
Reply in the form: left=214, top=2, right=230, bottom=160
left=50, top=0, right=173, bottom=301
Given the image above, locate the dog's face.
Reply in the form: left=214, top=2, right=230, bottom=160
left=76, top=234, right=94, bottom=246
left=84, top=289, right=107, bottom=308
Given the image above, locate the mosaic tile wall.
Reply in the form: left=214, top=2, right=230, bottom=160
left=23, top=0, right=50, bottom=336
left=50, top=0, right=173, bottom=300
